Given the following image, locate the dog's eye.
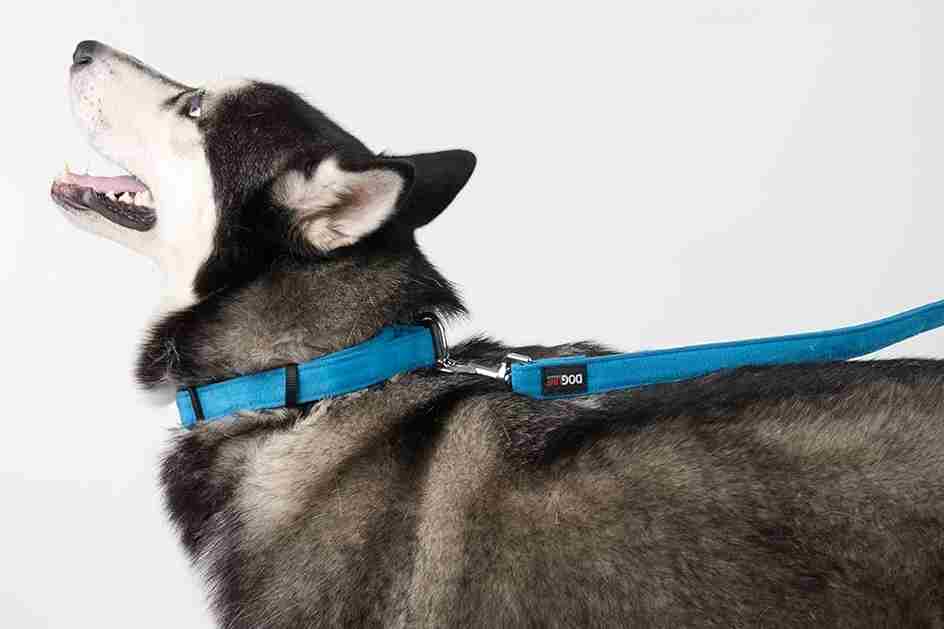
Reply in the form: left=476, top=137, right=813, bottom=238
left=187, top=92, right=203, bottom=119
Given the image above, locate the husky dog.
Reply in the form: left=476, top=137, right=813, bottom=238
left=52, top=41, right=944, bottom=628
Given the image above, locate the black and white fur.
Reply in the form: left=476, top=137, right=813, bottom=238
left=53, top=41, right=944, bottom=628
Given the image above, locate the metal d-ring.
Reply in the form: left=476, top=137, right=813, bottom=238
left=417, top=313, right=532, bottom=385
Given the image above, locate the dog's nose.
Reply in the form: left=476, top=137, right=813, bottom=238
left=72, top=40, right=102, bottom=67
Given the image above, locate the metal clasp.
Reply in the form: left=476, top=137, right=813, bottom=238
left=418, top=313, right=531, bottom=385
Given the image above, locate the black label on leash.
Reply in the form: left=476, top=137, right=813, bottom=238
left=541, top=364, right=589, bottom=396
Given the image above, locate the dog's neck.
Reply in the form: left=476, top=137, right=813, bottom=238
left=135, top=247, right=464, bottom=392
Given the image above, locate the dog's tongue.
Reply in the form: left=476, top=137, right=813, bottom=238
left=60, top=171, right=148, bottom=193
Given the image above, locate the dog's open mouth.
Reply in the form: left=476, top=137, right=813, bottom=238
left=50, top=168, right=157, bottom=231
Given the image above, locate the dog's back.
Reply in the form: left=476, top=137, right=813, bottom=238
left=163, top=347, right=944, bottom=628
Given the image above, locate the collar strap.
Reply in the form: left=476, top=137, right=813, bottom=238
left=176, top=324, right=437, bottom=428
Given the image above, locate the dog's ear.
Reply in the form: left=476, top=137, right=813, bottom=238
left=273, top=149, right=475, bottom=252
left=273, top=155, right=413, bottom=252
left=387, top=149, right=476, bottom=230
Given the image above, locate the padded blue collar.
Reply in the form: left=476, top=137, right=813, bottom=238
left=176, top=325, right=437, bottom=428
left=176, top=299, right=944, bottom=429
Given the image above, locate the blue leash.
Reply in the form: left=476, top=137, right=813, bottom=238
left=511, top=298, right=944, bottom=399
left=176, top=299, right=944, bottom=428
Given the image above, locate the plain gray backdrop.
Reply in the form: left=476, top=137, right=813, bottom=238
left=3, top=1, right=943, bottom=626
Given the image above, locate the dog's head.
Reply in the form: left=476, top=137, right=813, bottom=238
left=52, top=41, right=475, bottom=311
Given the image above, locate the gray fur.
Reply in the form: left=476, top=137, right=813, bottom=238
left=56, top=41, right=944, bottom=628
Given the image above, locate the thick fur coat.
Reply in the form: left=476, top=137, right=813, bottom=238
left=53, top=41, right=944, bottom=628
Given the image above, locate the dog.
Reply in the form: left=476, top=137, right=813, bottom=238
left=52, top=41, right=944, bottom=628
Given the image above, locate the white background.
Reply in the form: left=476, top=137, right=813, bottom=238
left=2, top=2, right=943, bottom=626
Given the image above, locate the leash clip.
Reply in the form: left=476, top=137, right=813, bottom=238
left=418, top=313, right=531, bottom=385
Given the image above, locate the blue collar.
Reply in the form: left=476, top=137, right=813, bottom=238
left=176, top=324, right=438, bottom=428
left=176, top=299, right=944, bottom=428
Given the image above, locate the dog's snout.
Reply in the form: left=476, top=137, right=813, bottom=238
left=72, top=40, right=103, bottom=67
